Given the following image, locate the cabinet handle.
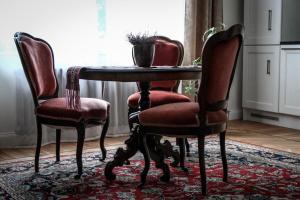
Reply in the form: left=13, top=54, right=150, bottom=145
left=268, top=10, right=272, bottom=31
left=267, top=60, right=271, bottom=75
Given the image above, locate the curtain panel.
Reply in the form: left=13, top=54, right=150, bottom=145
left=0, top=0, right=185, bottom=147
left=183, top=0, right=223, bottom=65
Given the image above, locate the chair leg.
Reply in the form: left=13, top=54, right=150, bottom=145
left=124, top=107, right=137, bottom=165
left=220, top=131, right=228, bottom=182
left=100, top=118, right=109, bottom=161
left=56, top=129, right=61, bottom=162
left=35, top=121, right=42, bottom=173
left=128, top=107, right=135, bottom=131
left=139, top=132, right=150, bottom=188
left=185, top=138, right=191, bottom=157
left=75, top=124, right=85, bottom=179
left=198, top=136, right=207, bottom=195
left=178, top=138, right=188, bottom=172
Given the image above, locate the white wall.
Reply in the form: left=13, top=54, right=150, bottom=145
left=223, top=0, right=244, bottom=119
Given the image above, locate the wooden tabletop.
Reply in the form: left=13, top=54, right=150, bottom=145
left=79, top=65, right=202, bottom=82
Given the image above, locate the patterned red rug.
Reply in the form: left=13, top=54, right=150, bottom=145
left=0, top=138, right=299, bottom=199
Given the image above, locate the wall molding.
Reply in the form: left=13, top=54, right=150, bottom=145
left=243, top=108, right=300, bottom=130
left=0, top=131, right=16, bottom=136
left=0, top=132, right=100, bottom=149
left=0, top=128, right=129, bottom=148
left=229, top=109, right=243, bottom=120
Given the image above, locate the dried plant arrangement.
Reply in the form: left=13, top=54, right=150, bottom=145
left=126, top=32, right=156, bottom=46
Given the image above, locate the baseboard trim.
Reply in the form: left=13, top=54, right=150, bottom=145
left=0, top=129, right=129, bottom=149
left=243, top=108, right=300, bottom=130
left=229, top=109, right=242, bottom=120
left=0, top=131, right=16, bottom=136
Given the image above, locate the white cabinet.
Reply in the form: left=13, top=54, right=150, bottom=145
left=243, top=0, right=281, bottom=113
left=243, top=46, right=280, bottom=112
left=279, top=46, right=300, bottom=115
left=243, top=0, right=300, bottom=128
left=244, top=0, right=282, bottom=45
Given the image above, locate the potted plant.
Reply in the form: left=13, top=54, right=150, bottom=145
left=184, top=23, right=226, bottom=99
left=192, top=23, right=226, bottom=66
left=127, top=32, right=156, bottom=67
left=183, top=80, right=198, bottom=101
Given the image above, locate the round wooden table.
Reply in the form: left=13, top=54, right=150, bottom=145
left=79, top=65, right=202, bottom=181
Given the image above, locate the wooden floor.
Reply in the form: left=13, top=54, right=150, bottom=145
left=227, top=120, right=300, bottom=154
left=0, top=120, right=300, bottom=163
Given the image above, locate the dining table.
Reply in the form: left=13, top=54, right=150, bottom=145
left=77, top=65, right=202, bottom=182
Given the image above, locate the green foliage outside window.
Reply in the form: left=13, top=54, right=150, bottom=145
left=96, top=0, right=106, bottom=37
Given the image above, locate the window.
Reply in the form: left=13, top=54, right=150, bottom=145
left=0, top=0, right=185, bottom=66
left=0, top=0, right=185, bottom=136
left=99, top=0, right=185, bottom=65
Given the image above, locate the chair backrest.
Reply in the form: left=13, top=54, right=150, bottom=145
left=134, top=36, right=184, bottom=92
left=14, top=32, right=58, bottom=107
left=198, top=24, right=243, bottom=113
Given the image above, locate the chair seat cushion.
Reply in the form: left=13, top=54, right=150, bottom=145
left=36, top=98, right=110, bottom=122
left=127, top=91, right=191, bottom=109
left=138, top=102, right=227, bottom=127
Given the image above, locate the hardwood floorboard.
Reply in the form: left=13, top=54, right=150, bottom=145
left=227, top=120, right=300, bottom=154
left=0, top=120, right=299, bottom=163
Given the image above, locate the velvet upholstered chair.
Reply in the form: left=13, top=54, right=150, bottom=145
left=14, top=32, right=110, bottom=178
left=127, top=36, right=189, bottom=115
left=127, top=36, right=191, bottom=157
left=137, top=24, right=244, bottom=195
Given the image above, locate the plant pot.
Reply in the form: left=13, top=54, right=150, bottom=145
left=132, top=44, right=155, bottom=67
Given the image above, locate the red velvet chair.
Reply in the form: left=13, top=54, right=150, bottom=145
left=137, top=24, right=244, bottom=195
left=14, top=32, right=110, bottom=178
left=127, top=36, right=188, bottom=110
left=127, top=36, right=191, bottom=158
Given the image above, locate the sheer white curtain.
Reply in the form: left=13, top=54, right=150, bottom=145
left=0, top=0, right=185, bottom=147
left=0, top=0, right=113, bottom=147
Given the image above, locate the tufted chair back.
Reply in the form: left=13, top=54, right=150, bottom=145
left=198, top=24, right=243, bottom=113
left=14, top=32, right=58, bottom=106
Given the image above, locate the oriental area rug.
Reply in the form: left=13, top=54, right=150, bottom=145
left=0, top=139, right=299, bottom=199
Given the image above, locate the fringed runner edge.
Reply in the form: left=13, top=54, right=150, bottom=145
left=65, top=67, right=83, bottom=110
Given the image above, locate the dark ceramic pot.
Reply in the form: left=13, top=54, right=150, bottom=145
left=132, top=44, right=155, bottom=67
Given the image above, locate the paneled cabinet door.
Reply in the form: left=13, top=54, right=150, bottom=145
left=244, top=0, right=281, bottom=45
left=242, top=46, right=280, bottom=112
left=279, top=47, right=300, bottom=116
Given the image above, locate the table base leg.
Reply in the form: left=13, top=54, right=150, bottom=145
left=104, top=126, right=139, bottom=181
left=104, top=124, right=180, bottom=184
left=160, top=139, right=180, bottom=168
